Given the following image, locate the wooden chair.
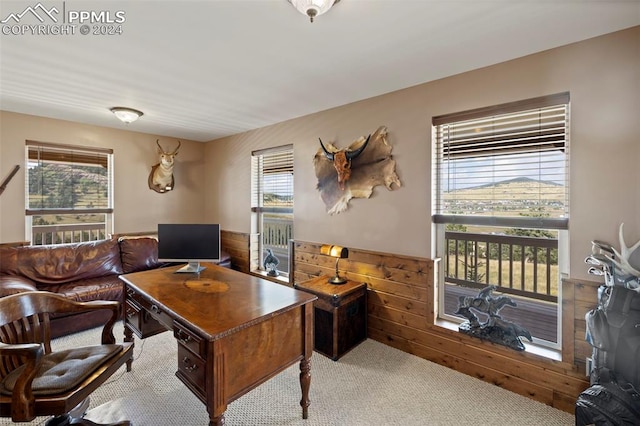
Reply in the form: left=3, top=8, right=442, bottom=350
left=0, top=291, right=133, bottom=425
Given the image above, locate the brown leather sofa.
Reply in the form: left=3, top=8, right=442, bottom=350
left=0, top=237, right=231, bottom=338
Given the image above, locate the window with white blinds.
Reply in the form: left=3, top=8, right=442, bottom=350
left=251, top=145, right=294, bottom=275
left=433, top=93, right=569, bottom=230
left=26, top=141, right=113, bottom=214
left=25, top=141, right=114, bottom=245
left=251, top=145, right=293, bottom=214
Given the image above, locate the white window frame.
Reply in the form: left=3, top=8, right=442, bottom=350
left=25, top=141, right=114, bottom=245
left=251, top=145, right=294, bottom=278
left=432, top=93, right=570, bottom=350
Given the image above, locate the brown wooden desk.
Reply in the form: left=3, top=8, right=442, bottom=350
left=120, top=264, right=316, bottom=426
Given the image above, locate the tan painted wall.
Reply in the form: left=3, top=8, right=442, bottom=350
left=206, top=26, right=640, bottom=282
left=0, top=112, right=207, bottom=241
left=1, top=28, right=638, bottom=283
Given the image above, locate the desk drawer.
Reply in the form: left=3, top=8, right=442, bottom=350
left=177, top=343, right=206, bottom=395
left=173, top=321, right=204, bottom=358
left=125, top=299, right=166, bottom=339
left=125, top=299, right=143, bottom=336
left=126, top=286, right=173, bottom=329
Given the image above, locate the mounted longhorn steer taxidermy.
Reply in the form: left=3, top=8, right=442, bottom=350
left=148, top=139, right=181, bottom=193
left=314, top=126, right=401, bottom=215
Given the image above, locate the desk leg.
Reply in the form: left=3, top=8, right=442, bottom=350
left=124, top=322, right=134, bottom=372
left=209, top=414, right=225, bottom=426
left=207, top=342, right=227, bottom=426
left=300, top=302, right=313, bottom=419
left=299, top=357, right=311, bottom=419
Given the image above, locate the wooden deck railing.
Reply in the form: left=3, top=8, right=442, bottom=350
left=444, top=231, right=560, bottom=342
left=32, top=223, right=106, bottom=245
left=445, top=231, right=558, bottom=303
left=262, top=216, right=293, bottom=251
left=261, top=216, right=293, bottom=274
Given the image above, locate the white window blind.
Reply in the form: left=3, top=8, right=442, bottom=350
left=251, top=145, right=294, bottom=214
left=26, top=141, right=113, bottom=215
left=251, top=145, right=294, bottom=275
left=433, top=93, right=569, bottom=229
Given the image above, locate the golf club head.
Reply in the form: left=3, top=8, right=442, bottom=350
left=588, top=266, right=605, bottom=276
left=585, top=254, right=613, bottom=274
left=585, top=255, right=603, bottom=266
left=592, top=240, right=616, bottom=256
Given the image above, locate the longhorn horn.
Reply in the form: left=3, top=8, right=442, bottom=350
left=319, top=138, right=334, bottom=161
left=346, top=134, right=371, bottom=160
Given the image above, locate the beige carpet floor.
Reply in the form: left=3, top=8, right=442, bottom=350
left=1, top=322, right=575, bottom=426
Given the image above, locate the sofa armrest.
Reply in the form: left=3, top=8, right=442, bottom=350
left=0, top=275, right=38, bottom=297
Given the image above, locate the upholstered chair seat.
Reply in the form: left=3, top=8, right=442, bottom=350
left=1, top=345, right=122, bottom=396
left=0, top=291, right=133, bottom=426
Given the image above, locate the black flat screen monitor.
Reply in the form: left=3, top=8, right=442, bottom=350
left=157, top=223, right=221, bottom=273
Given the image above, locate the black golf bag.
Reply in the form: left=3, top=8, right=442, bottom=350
left=575, top=285, right=640, bottom=425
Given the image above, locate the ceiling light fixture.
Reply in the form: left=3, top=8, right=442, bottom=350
left=288, top=0, right=340, bottom=23
left=110, top=107, right=143, bottom=124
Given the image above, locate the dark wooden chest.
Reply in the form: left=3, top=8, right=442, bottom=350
left=295, top=276, right=367, bottom=360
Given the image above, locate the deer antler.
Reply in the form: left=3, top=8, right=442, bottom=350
left=171, top=141, right=181, bottom=155
left=156, top=140, right=181, bottom=155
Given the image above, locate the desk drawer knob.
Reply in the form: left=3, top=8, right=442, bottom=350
left=182, top=357, right=198, bottom=372
left=176, top=329, right=192, bottom=344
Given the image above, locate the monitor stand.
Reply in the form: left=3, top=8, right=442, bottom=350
left=175, top=262, right=206, bottom=273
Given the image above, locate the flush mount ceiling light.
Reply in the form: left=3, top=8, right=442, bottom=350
left=288, top=0, right=340, bottom=23
left=110, top=107, right=143, bottom=124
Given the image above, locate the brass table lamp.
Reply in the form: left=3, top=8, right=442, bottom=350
left=321, top=244, right=349, bottom=284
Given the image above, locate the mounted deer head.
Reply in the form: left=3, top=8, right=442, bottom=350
left=148, top=140, right=181, bottom=193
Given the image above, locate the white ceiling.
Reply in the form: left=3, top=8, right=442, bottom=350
left=1, top=0, right=638, bottom=142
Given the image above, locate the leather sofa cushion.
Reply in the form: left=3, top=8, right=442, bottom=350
left=41, top=275, right=124, bottom=304
left=0, top=239, right=123, bottom=285
left=0, top=275, right=37, bottom=296
left=0, top=344, right=122, bottom=396
left=119, top=237, right=165, bottom=274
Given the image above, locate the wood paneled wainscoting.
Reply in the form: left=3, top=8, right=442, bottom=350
left=220, top=230, right=252, bottom=273
left=561, top=278, right=601, bottom=377
left=293, top=240, right=591, bottom=414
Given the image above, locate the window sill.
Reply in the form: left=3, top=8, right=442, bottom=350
left=434, top=319, right=561, bottom=362
left=249, top=270, right=291, bottom=286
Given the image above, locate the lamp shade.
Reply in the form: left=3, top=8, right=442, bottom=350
left=289, top=0, right=339, bottom=22
left=321, top=244, right=348, bottom=284
left=110, top=107, right=143, bottom=124
left=320, top=244, right=348, bottom=259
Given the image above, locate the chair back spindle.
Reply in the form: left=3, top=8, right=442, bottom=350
left=0, top=312, right=52, bottom=380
